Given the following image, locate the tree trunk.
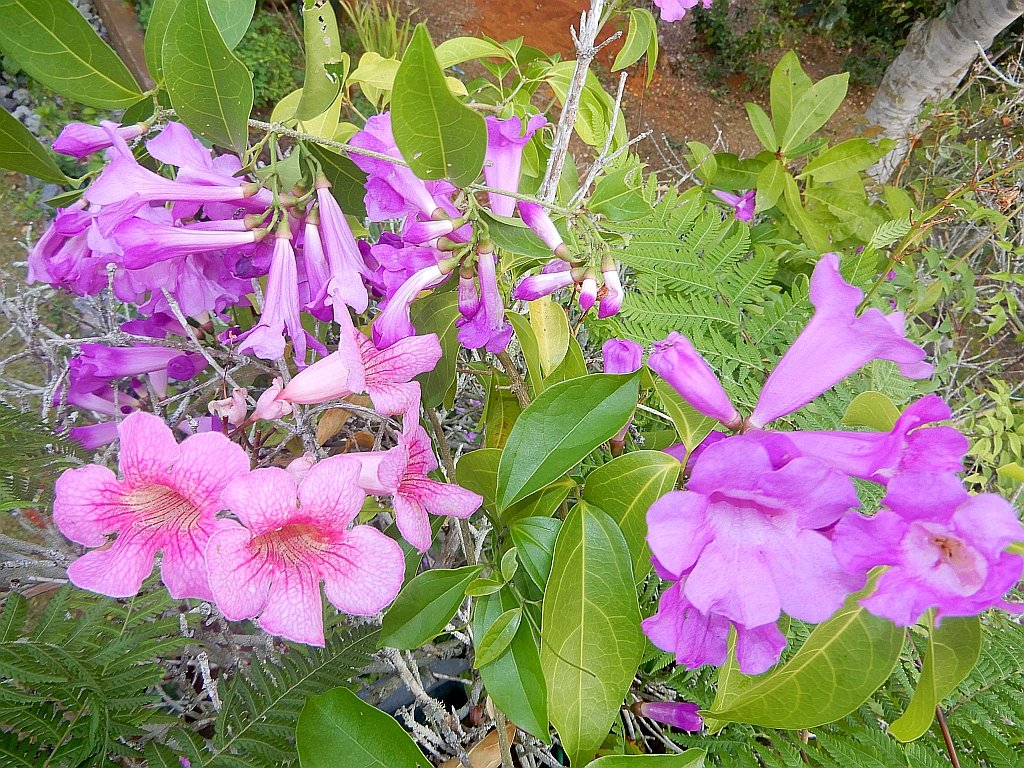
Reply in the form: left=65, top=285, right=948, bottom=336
left=866, top=0, right=1024, bottom=181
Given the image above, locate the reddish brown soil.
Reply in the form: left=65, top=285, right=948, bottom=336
left=399, top=0, right=875, bottom=165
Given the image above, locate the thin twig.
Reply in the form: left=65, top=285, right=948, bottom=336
left=495, top=350, right=530, bottom=409
left=936, top=706, right=961, bottom=768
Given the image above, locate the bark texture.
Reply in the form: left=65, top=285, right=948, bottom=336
left=866, top=0, right=1024, bottom=181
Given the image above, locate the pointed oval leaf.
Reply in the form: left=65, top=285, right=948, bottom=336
left=144, top=0, right=179, bottom=82
left=755, top=158, right=786, bottom=212
left=496, top=373, right=641, bottom=510
left=769, top=50, right=812, bottom=141
left=589, top=752, right=706, bottom=767
left=842, top=390, right=900, bottom=432
left=308, top=143, right=369, bottom=219
left=380, top=565, right=483, bottom=650
left=745, top=102, right=778, bottom=153
left=0, top=108, right=68, bottom=184
left=297, top=0, right=344, bottom=121
left=781, top=72, right=849, bottom=154
left=654, top=379, right=715, bottom=455
left=297, top=687, right=428, bottom=768
left=163, top=0, right=254, bottom=153
left=210, top=0, right=256, bottom=50
left=582, top=451, right=680, bottom=581
left=799, top=138, right=890, bottom=183
left=474, top=589, right=549, bottom=741
left=612, top=8, right=658, bottom=84
left=889, top=614, right=982, bottom=742
left=435, top=36, right=509, bottom=68
left=529, top=298, right=569, bottom=377
left=541, top=502, right=644, bottom=767
left=392, top=24, right=486, bottom=187
left=474, top=607, right=522, bottom=668
left=707, top=589, right=904, bottom=729
left=409, top=289, right=460, bottom=407
left=510, top=516, right=562, bottom=592
left=0, top=0, right=142, bottom=108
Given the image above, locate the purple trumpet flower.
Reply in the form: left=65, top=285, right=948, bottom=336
left=403, top=216, right=463, bottom=245
left=631, top=701, right=703, bottom=732
left=72, top=343, right=207, bottom=398
left=312, top=177, right=372, bottom=315
left=712, top=189, right=756, bottom=222
left=517, top=201, right=572, bottom=260
left=648, top=332, right=742, bottom=429
left=512, top=259, right=575, bottom=302
left=456, top=242, right=513, bottom=353
left=598, top=259, right=624, bottom=319
left=484, top=114, right=546, bottom=216
left=653, top=0, right=713, bottom=23
left=578, top=269, right=598, bottom=312
left=373, top=262, right=453, bottom=349
left=748, top=254, right=932, bottom=428
left=458, top=266, right=481, bottom=319
left=603, top=338, right=644, bottom=453
left=114, top=217, right=266, bottom=269
left=52, top=121, right=147, bottom=158
left=300, top=212, right=332, bottom=322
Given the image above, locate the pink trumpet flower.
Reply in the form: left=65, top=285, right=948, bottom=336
left=511, top=259, right=575, bottom=302
left=603, top=338, right=644, bottom=452
left=114, top=217, right=266, bottom=269
left=403, top=216, right=463, bottom=246
left=598, top=260, right=624, bottom=319
left=207, top=458, right=406, bottom=646
left=712, top=189, right=756, bottom=222
left=653, top=0, right=713, bottom=23
left=578, top=269, right=598, bottom=312
left=648, top=332, right=742, bottom=429
left=456, top=241, right=513, bottom=353
left=372, top=263, right=453, bottom=349
left=517, top=201, right=572, bottom=260
left=52, top=121, right=147, bottom=158
left=484, top=114, right=546, bottom=216
left=631, top=700, right=704, bottom=732
left=313, top=177, right=372, bottom=315
left=53, top=412, right=250, bottom=600
left=279, top=327, right=442, bottom=416
left=209, top=388, right=249, bottom=427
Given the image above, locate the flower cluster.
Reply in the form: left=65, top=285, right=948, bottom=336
left=643, top=255, right=1024, bottom=674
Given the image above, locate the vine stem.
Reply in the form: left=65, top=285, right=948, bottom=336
left=496, top=350, right=531, bottom=409
left=936, top=706, right=961, bottom=768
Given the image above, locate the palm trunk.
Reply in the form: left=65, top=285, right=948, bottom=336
left=866, top=0, right=1024, bottom=181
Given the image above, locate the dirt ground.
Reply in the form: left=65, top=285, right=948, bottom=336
left=398, top=0, right=874, bottom=167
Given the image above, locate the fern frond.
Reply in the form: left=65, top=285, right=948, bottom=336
left=0, top=403, right=86, bottom=511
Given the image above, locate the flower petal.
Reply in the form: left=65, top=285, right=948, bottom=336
left=206, top=523, right=273, bottom=621
left=256, top=567, right=326, bottom=647
left=220, top=467, right=299, bottom=534
left=297, top=456, right=366, bottom=532
left=172, top=431, right=251, bottom=514
left=117, top=412, right=181, bottom=483
left=321, top=526, right=405, bottom=615
left=67, top=531, right=161, bottom=598
left=53, top=464, right=126, bottom=547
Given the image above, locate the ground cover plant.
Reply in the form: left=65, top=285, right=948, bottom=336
left=0, top=0, right=1022, bottom=766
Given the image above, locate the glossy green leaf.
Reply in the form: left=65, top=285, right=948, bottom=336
left=507, top=312, right=546, bottom=394
left=842, top=390, right=900, bottom=432
left=485, top=370, right=522, bottom=449
left=465, top=577, right=505, bottom=597
left=380, top=565, right=483, bottom=649
left=163, top=0, right=254, bottom=152
left=779, top=170, right=829, bottom=252
left=711, top=152, right=765, bottom=189
left=781, top=72, right=849, bottom=154
left=755, top=158, right=786, bottom=212
left=543, top=336, right=588, bottom=387
left=0, top=108, right=68, bottom=184
left=392, top=24, right=486, bottom=187
left=511, top=516, right=562, bottom=591
left=409, top=290, right=460, bottom=407
left=208, top=0, right=255, bottom=49
left=769, top=50, right=812, bottom=141
left=297, top=687, right=428, bottom=768
left=582, top=451, right=679, bottom=580
left=144, top=0, right=179, bottom=82
left=687, top=141, right=717, bottom=184
left=529, top=298, right=569, bottom=377
left=0, top=0, right=142, bottom=108
left=590, top=167, right=652, bottom=220
left=746, top=102, right=777, bottom=152
left=308, top=143, right=369, bottom=219
left=589, top=752, right=706, bottom=768
left=496, top=373, right=641, bottom=510
left=505, top=477, right=575, bottom=524
left=481, top=210, right=550, bottom=259
left=456, top=448, right=500, bottom=514
left=500, top=547, right=519, bottom=582
left=654, top=379, right=715, bottom=457
left=889, top=614, right=982, bottom=742
left=800, top=138, right=890, bottom=183
left=475, top=607, right=522, bottom=668
left=612, top=8, right=658, bottom=85
left=542, top=503, right=644, bottom=767
left=474, top=589, right=549, bottom=740
left=707, top=588, right=904, bottom=728
left=435, top=36, right=508, bottom=68
left=297, top=0, right=344, bottom=120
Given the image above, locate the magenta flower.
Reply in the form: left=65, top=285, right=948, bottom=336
left=458, top=267, right=481, bottom=319
left=53, top=412, right=250, bottom=599
left=598, top=261, right=624, bottom=319
left=511, top=259, right=575, bottom=302
left=367, top=233, right=440, bottom=305
left=517, top=201, right=572, bottom=260
left=313, top=178, right=372, bottom=315
left=279, top=326, right=442, bottom=416
left=373, top=263, right=452, bottom=349
left=834, top=472, right=1024, bottom=626
left=653, top=0, right=713, bottom=23
left=207, top=458, right=406, bottom=646
left=648, top=332, right=742, bottom=429
left=456, top=242, right=513, bottom=353
left=578, top=270, right=598, bottom=312
left=780, top=395, right=968, bottom=484
left=252, top=378, right=293, bottom=421
left=209, top=388, right=249, bottom=427
left=484, top=114, right=546, bottom=216
left=632, top=700, right=703, bottom=733
left=52, top=121, right=146, bottom=158
left=748, top=254, right=932, bottom=428
left=603, top=338, right=643, bottom=451
left=114, top=217, right=265, bottom=269
left=712, top=189, right=756, bottom=222
left=402, top=216, right=463, bottom=246
left=71, top=343, right=206, bottom=399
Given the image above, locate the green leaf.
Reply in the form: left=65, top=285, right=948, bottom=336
left=589, top=752, right=706, bottom=767
left=409, top=290, right=460, bottom=407
left=0, top=108, right=69, bottom=184
left=507, top=312, right=546, bottom=394
left=707, top=586, right=904, bottom=729
left=505, top=477, right=575, bottom=525
left=542, top=502, right=644, bottom=767
left=612, top=8, right=658, bottom=86
left=163, top=0, right=254, bottom=152
left=544, top=336, right=588, bottom=387
left=475, top=607, right=523, bottom=668
left=842, top=391, right=900, bottom=432
left=997, top=462, right=1024, bottom=483
left=687, top=141, right=717, bottom=184
left=496, top=373, right=641, bottom=510
left=392, top=24, right=486, bottom=187
left=144, top=0, right=179, bottom=82
left=781, top=72, right=849, bottom=154
left=466, top=577, right=505, bottom=597
left=511, top=516, right=562, bottom=591
left=435, top=36, right=508, bottom=68
left=582, top=451, right=679, bottom=581
left=0, top=0, right=142, bottom=108
left=481, top=210, right=550, bottom=259
left=380, top=565, right=483, bottom=650
left=297, top=0, right=344, bottom=121
left=500, top=547, right=519, bottom=582
left=654, top=379, right=715, bottom=457
left=746, top=102, right=778, bottom=152
left=296, top=687, right=428, bottom=768
left=769, top=50, right=812, bottom=141
left=800, top=138, right=889, bottom=183
left=210, top=0, right=256, bottom=49
left=779, top=171, right=829, bottom=252
left=755, top=158, right=786, bottom=212
left=485, top=370, right=522, bottom=449
left=455, top=448, right=500, bottom=514
left=474, top=589, right=549, bottom=740
left=529, top=298, right=569, bottom=377
left=889, top=614, right=982, bottom=742
left=590, top=167, right=653, bottom=220
left=308, top=143, right=369, bottom=219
